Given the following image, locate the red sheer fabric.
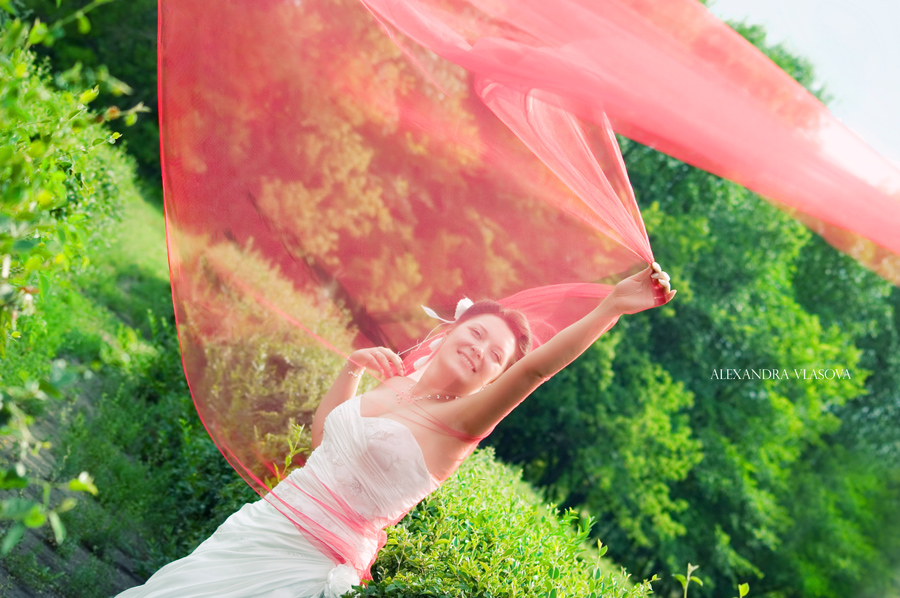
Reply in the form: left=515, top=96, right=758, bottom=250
left=157, top=0, right=899, bottom=582
left=359, top=0, right=900, bottom=284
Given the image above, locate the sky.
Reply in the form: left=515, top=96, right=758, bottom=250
left=707, top=0, right=900, bottom=168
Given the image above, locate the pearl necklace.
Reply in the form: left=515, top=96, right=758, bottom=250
left=395, top=382, right=459, bottom=404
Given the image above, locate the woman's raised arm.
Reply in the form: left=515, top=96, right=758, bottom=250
left=455, top=264, right=674, bottom=436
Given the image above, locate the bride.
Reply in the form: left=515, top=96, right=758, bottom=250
left=116, top=264, right=674, bottom=598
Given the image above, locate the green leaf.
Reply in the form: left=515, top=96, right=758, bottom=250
left=674, top=574, right=687, bottom=588
left=739, top=583, right=749, bottom=597
left=2, top=21, right=26, bottom=53
left=24, top=255, right=43, bottom=271
left=60, top=62, right=84, bottom=85
left=1, top=523, right=25, bottom=555
left=49, top=512, right=65, bottom=544
left=0, top=468, right=28, bottom=490
left=53, top=253, right=70, bottom=270
left=36, top=189, right=54, bottom=207
left=38, top=273, right=50, bottom=304
left=691, top=577, right=704, bottom=587
left=23, top=505, right=46, bottom=528
left=76, top=13, right=91, bottom=34
left=27, top=140, right=47, bottom=158
left=67, top=472, right=98, bottom=495
left=38, top=379, right=62, bottom=399
left=26, top=20, right=48, bottom=47
left=78, top=86, right=100, bottom=105
left=13, top=238, right=39, bottom=252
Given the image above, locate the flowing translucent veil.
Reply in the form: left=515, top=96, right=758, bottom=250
left=157, top=0, right=900, bottom=582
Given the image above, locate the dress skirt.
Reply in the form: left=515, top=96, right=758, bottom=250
left=115, top=498, right=359, bottom=598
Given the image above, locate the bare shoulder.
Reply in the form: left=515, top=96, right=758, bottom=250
left=433, top=366, right=546, bottom=437
left=421, top=393, right=483, bottom=433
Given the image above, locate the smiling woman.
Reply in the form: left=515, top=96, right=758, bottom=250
left=319, top=302, right=534, bottom=481
left=149, top=0, right=686, bottom=593
left=115, top=265, right=673, bottom=597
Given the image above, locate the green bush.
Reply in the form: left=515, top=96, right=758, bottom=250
left=0, top=5, right=142, bottom=553
left=362, top=448, right=655, bottom=598
left=20, top=0, right=160, bottom=178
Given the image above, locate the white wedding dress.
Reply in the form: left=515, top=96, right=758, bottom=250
left=116, top=395, right=440, bottom=598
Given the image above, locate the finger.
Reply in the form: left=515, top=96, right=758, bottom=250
left=659, top=279, right=671, bottom=291
left=372, top=351, right=392, bottom=378
left=651, top=261, right=661, bottom=273
left=389, top=351, right=406, bottom=376
left=666, top=289, right=677, bottom=302
left=379, top=352, right=397, bottom=378
left=379, top=348, right=404, bottom=376
left=652, top=281, right=667, bottom=306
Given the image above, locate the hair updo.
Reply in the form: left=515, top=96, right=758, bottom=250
left=452, top=300, right=532, bottom=366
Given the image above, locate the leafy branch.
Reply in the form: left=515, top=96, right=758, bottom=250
left=0, top=0, right=133, bottom=554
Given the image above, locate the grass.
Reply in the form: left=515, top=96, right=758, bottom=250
left=0, top=180, right=199, bottom=594
left=72, top=181, right=171, bottom=334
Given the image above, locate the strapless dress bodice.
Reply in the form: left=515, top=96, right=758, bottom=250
left=266, top=395, right=440, bottom=573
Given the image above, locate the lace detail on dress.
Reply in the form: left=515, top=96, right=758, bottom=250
left=260, top=394, right=439, bottom=578
left=366, top=420, right=431, bottom=494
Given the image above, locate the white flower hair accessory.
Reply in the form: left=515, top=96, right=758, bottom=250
left=410, top=297, right=475, bottom=371
left=421, top=296, right=474, bottom=323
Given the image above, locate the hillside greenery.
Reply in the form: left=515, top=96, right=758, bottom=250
left=2, top=2, right=899, bottom=598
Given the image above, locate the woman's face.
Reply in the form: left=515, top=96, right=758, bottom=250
left=431, top=314, right=517, bottom=395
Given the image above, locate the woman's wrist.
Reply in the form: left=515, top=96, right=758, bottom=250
left=344, top=359, right=364, bottom=378
left=601, top=290, right=624, bottom=317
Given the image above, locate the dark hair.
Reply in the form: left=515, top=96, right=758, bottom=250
left=452, top=300, right=532, bottom=366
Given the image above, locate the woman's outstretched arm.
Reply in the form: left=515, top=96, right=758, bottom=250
left=457, top=264, right=674, bottom=435
left=310, top=347, right=405, bottom=449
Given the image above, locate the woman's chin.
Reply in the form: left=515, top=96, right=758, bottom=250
left=432, top=353, right=482, bottom=394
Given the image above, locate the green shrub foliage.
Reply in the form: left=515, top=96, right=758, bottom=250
left=487, top=23, right=900, bottom=598
left=0, top=6, right=140, bottom=554
left=362, top=448, right=656, bottom=598
left=2, top=4, right=898, bottom=597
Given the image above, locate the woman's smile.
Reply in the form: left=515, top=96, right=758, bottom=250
left=459, top=350, right=476, bottom=372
